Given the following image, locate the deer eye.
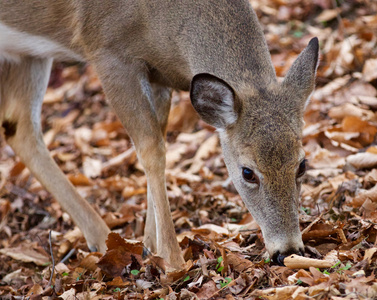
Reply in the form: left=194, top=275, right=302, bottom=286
left=297, top=159, right=307, bottom=177
left=242, top=168, right=259, bottom=184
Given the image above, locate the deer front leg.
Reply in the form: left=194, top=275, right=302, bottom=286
left=93, top=56, right=185, bottom=270
left=144, top=83, right=172, bottom=254
left=0, top=57, right=110, bottom=252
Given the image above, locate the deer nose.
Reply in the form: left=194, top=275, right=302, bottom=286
left=273, top=248, right=304, bottom=266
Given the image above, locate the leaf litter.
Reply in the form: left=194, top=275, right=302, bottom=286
left=1, top=1, right=377, bottom=299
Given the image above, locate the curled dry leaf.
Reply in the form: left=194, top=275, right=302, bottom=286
left=68, top=173, right=92, bottom=186
left=64, top=227, right=84, bottom=243
left=315, top=8, right=340, bottom=23
left=308, top=147, right=345, bottom=169
left=26, top=284, right=44, bottom=297
left=328, top=103, right=375, bottom=121
left=312, top=75, right=351, bottom=100
left=346, top=152, right=377, bottom=169
left=352, top=184, right=377, bottom=206
left=226, top=253, right=254, bottom=273
left=97, top=233, right=143, bottom=277
left=363, top=247, right=377, bottom=264
left=0, top=243, right=50, bottom=266
left=79, top=253, right=102, bottom=272
left=341, top=116, right=377, bottom=146
left=363, top=58, right=377, bottom=82
left=284, top=254, right=334, bottom=269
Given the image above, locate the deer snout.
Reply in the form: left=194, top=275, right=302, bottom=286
left=263, top=227, right=304, bottom=266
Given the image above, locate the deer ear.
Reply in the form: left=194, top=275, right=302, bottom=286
left=283, top=37, right=319, bottom=110
left=190, top=73, right=238, bottom=130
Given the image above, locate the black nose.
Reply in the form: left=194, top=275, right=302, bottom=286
left=277, top=253, right=287, bottom=266
left=273, top=249, right=304, bottom=266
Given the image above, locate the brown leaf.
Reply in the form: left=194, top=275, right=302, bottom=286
left=363, top=247, right=377, bottom=264
left=102, top=212, right=135, bottom=229
left=96, top=233, right=143, bottom=277
left=79, top=253, right=102, bottom=272
left=227, top=253, right=254, bottom=273
left=196, top=280, right=218, bottom=300
left=352, top=184, right=377, bottom=205
left=0, top=243, right=49, bottom=266
left=68, top=173, right=92, bottom=186
left=26, top=284, right=44, bottom=297
left=341, top=116, right=377, bottom=146
left=106, top=276, right=132, bottom=287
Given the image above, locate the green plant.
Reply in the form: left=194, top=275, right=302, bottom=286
left=330, top=261, right=352, bottom=274
left=76, top=273, right=83, bottom=281
left=301, top=207, right=311, bottom=215
left=220, top=277, right=232, bottom=288
left=131, top=269, right=140, bottom=275
left=216, top=256, right=224, bottom=273
left=338, top=262, right=352, bottom=273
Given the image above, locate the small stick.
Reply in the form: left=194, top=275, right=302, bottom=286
left=60, top=248, right=76, bottom=264
left=48, top=230, right=56, bottom=287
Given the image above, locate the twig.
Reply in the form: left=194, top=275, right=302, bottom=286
left=60, top=248, right=76, bottom=264
left=48, top=230, right=56, bottom=287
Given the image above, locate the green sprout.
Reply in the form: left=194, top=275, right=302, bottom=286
left=216, top=256, right=224, bottom=272
left=131, top=269, right=140, bottom=275
left=220, top=277, right=232, bottom=288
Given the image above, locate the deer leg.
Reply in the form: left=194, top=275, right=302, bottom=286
left=0, top=57, right=110, bottom=252
left=144, top=83, right=172, bottom=254
left=93, top=56, right=184, bottom=269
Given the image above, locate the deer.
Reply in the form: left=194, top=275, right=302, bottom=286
left=0, top=0, right=319, bottom=269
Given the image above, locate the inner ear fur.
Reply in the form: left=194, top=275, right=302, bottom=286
left=190, top=73, right=239, bottom=130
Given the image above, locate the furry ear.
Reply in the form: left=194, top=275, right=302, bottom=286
left=282, top=37, right=319, bottom=110
left=190, top=73, right=238, bottom=129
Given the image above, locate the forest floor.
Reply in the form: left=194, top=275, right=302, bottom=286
left=1, top=0, right=377, bottom=299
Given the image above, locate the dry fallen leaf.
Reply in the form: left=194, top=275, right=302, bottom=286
left=346, top=152, right=377, bottom=169
left=363, top=58, right=377, bottom=82
left=284, top=254, right=335, bottom=269
left=0, top=243, right=50, bottom=266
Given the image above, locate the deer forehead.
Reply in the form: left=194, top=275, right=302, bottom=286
left=228, top=119, right=303, bottom=172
